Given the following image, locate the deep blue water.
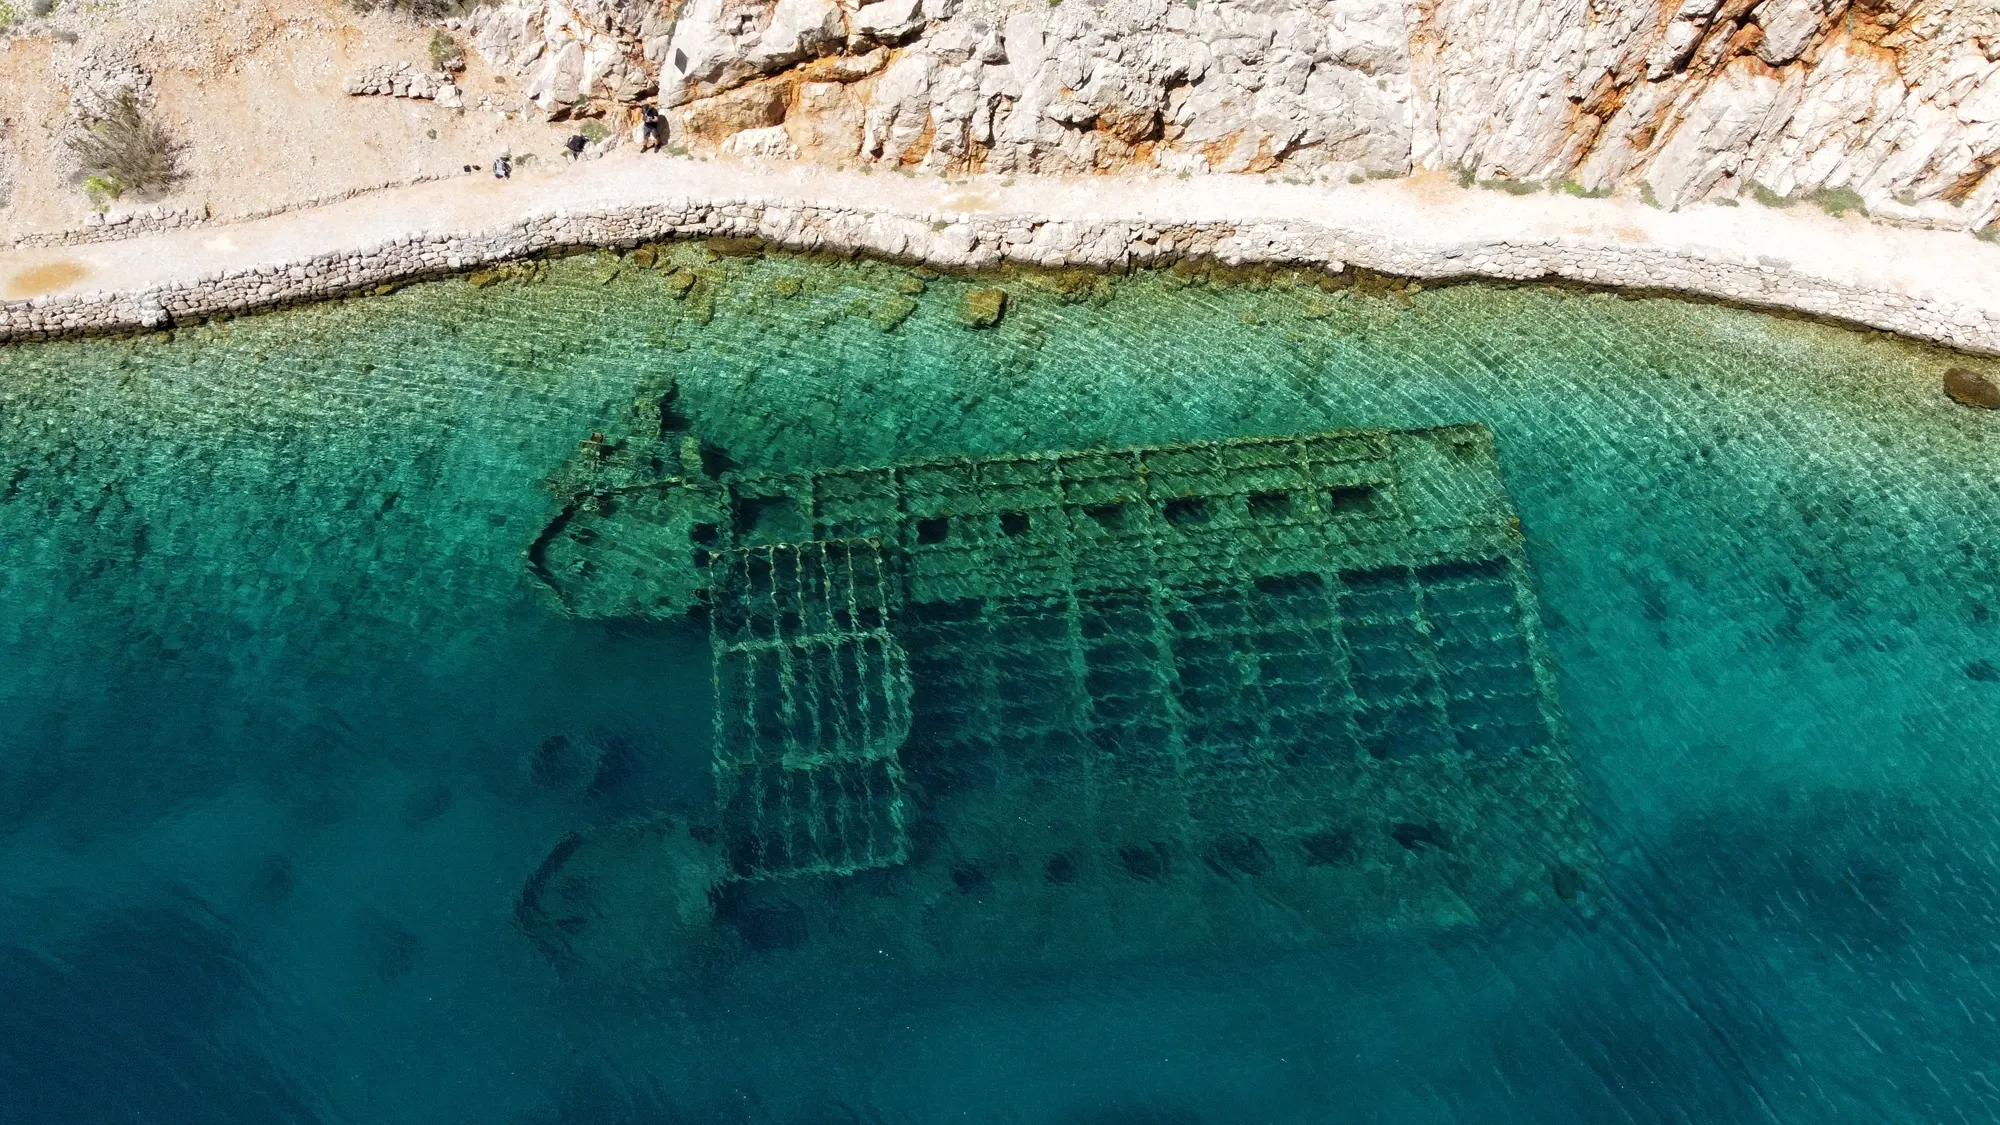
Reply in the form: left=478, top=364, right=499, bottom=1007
left=3, top=250, right=1999, bottom=1124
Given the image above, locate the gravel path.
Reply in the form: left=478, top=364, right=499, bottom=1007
left=4, top=154, right=1998, bottom=353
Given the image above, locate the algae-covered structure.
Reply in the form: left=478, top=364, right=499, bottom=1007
left=526, top=418, right=1595, bottom=970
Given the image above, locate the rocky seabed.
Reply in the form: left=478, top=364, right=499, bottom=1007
left=4, top=198, right=1996, bottom=355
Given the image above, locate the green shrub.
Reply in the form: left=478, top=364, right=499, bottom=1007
left=0, top=2, right=16, bottom=25
left=429, top=30, right=465, bottom=71
left=577, top=119, right=609, bottom=143
left=1638, top=181, right=1661, bottom=209
left=1455, top=165, right=1475, bottom=188
left=82, top=175, right=119, bottom=212
left=67, top=89, right=183, bottom=202
left=1557, top=178, right=1612, bottom=199
left=1807, top=185, right=1867, bottom=218
left=1976, top=224, right=1999, bottom=244
left=1749, top=182, right=1793, bottom=208
left=1478, top=177, right=1540, bottom=195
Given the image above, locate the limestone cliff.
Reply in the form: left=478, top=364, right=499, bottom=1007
left=419, top=0, right=2000, bottom=231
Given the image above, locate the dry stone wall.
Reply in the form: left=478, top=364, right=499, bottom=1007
left=6, top=204, right=212, bottom=250
left=5, top=195, right=1997, bottom=354
left=343, top=62, right=467, bottom=108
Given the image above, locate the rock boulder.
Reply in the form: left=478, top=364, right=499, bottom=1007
left=960, top=288, right=1007, bottom=328
left=1944, top=367, right=2000, bottom=410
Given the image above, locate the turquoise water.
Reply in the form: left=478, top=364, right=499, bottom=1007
left=3, top=248, right=1999, bottom=1123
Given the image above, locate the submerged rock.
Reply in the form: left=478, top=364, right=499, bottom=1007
left=959, top=287, right=1006, bottom=328
left=874, top=293, right=918, bottom=330
left=514, top=818, right=722, bottom=980
left=1944, top=367, right=2000, bottom=410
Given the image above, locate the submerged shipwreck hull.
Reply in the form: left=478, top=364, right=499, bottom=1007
left=525, top=423, right=1595, bottom=973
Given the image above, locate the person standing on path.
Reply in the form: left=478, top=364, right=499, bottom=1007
left=640, top=103, right=665, bottom=153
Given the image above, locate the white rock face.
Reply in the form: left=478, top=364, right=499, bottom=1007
left=465, top=0, right=2000, bottom=230
left=460, top=0, right=659, bottom=116
left=1415, top=0, right=2000, bottom=226
left=719, top=123, right=803, bottom=158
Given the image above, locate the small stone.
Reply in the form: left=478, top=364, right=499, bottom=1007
left=959, top=287, right=1007, bottom=328
left=1943, top=367, right=2000, bottom=409
left=630, top=245, right=658, bottom=269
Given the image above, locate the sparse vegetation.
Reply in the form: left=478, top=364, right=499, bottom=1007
left=67, top=89, right=184, bottom=205
left=1976, top=224, right=1998, bottom=244
left=1749, top=182, right=1794, bottom=208
left=0, top=2, right=16, bottom=25
left=349, top=0, right=493, bottom=17
left=1455, top=164, right=1475, bottom=188
left=82, top=175, right=120, bottom=211
left=429, top=30, right=465, bottom=72
left=1807, top=185, right=1867, bottom=218
left=1638, top=180, right=1661, bottom=209
left=577, top=119, right=610, bottom=143
left=1557, top=178, right=1612, bottom=199
left=1477, top=176, right=1540, bottom=195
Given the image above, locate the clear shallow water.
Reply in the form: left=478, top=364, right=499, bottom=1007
left=2, top=249, right=1999, bottom=1124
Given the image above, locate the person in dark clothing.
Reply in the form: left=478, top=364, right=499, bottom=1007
left=565, top=133, right=588, bottom=160
left=492, top=154, right=512, bottom=179
left=640, top=103, right=665, bottom=153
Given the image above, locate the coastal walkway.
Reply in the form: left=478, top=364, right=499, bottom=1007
left=2, top=154, right=1997, bottom=354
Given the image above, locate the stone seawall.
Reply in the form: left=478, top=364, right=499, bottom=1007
left=6, top=194, right=1998, bottom=354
